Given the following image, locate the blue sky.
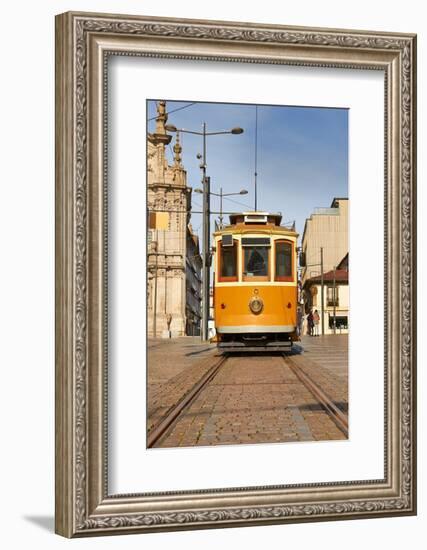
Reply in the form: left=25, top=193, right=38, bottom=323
left=147, top=100, right=348, bottom=240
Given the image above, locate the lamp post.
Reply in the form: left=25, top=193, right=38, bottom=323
left=194, top=187, right=248, bottom=228
left=320, top=247, right=325, bottom=336
left=332, top=266, right=337, bottom=334
left=165, top=123, right=244, bottom=341
left=151, top=240, right=159, bottom=338
left=301, top=247, right=326, bottom=336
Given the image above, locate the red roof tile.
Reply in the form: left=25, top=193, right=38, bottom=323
left=305, top=269, right=348, bottom=284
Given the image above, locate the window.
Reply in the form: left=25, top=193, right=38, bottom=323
left=243, top=246, right=269, bottom=280
left=327, top=286, right=339, bottom=307
left=218, top=240, right=237, bottom=281
left=275, top=241, right=293, bottom=281
left=329, top=315, right=347, bottom=329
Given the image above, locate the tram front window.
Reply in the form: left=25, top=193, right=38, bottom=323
left=243, top=247, right=269, bottom=280
left=275, top=241, right=293, bottom=281
left=219, top=242, right=237, bottom=281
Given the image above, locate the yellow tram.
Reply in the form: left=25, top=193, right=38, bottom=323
left=213, top=212, right=299, bottom=352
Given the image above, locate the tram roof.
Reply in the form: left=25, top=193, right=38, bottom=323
left=215, top=212, right=297, bottom=236
left=229, top=212, right=282, bottom=226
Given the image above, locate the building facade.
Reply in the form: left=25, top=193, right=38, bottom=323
left=301, top=198, right=349, bottom=334
left=303, top=254, right=349, bottom=334
left=147, top=101, right=202, bottom=337
left=301, top=198, right=348, bottom=286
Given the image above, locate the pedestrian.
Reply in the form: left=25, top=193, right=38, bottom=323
left=313, top=309, right=320, bottom=336
left=307, top=310, right=314, bottom=336
left=297, top=306, right=303, bottom=337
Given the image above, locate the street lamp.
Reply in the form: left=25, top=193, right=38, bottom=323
left=300, top=247, right=326, bottom=336
left=165, top=122, right=244, bottom=342
left=194, top=187, right=248, bottom=228
left=151, top=241, right=159, bottom=338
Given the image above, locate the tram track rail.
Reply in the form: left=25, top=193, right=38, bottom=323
left=283, top=354, right=349, bottom=437
left=147, top=353, right=229, bottom=448
left=147, top=350, right=348, bottom=448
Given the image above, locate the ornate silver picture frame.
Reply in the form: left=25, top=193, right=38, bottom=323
left=55, top=11, right=417, bottom=537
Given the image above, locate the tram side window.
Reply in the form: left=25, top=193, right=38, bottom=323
left=243, top=246, right=269, bottom=280
left=219, top=242, right=237, bottom=281
left=275, top=241, right=293, bottom=281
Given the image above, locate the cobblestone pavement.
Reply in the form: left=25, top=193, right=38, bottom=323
left=150, top=335, right=348, bottom=448
left=290, top=335, right=348, bottom=414
left=147, top=337, right=218, bottom=433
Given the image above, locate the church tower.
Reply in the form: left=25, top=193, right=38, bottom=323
left=147, top=101, right=201, bottom=337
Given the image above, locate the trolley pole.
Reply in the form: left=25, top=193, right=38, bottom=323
left=320, top=247, right=325, bottom=336
left=219, top=187, right=223, bottom=228
left=208, top=187, right=247, bottom=230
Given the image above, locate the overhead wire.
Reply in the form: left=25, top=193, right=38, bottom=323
left=147, top=102, right=198, bottom=121
left=220, top=195, right=252, bottom=210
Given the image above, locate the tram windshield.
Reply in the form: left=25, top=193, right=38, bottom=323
left=243, top=246, right=269, bottom=279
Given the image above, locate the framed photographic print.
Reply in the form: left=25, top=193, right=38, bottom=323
left=55, top=11, right=417, bottom=537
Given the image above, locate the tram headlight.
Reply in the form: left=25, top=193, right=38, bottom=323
left=249, top=296, right=264, bottom=314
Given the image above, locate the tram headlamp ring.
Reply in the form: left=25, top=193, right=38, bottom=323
left=249, top=296, right=264, bottom=314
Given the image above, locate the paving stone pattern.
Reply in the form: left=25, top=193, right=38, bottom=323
left=147, top=338, right=218, bottom=433
left=148, top=335, right=348, bottom=448
left=290, top=335, right=348, bottom=413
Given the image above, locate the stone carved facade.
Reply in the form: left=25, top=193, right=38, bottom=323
left=147, top=101, right=202, bottom=337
